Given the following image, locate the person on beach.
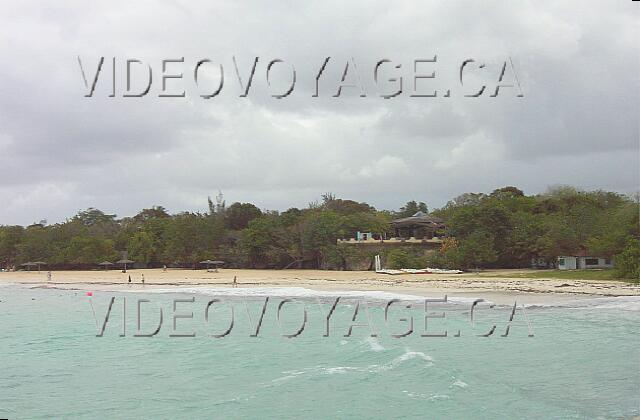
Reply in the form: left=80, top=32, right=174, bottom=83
left=163, top=265, right=167, bottom=272
left=141, top=274, right=145, bottom=286
left=233, top=276, right=237, bottom=288
left=128, top=275, right=131, bottom=284
left=47, top=271, right=51, bottom=282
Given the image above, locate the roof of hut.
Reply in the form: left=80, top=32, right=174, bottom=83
left=390, top=211, right=444, bottom=228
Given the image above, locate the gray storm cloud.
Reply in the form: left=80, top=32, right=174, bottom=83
left=0, top=0, right=638, bottom=225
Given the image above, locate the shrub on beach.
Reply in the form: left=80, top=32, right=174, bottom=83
left=386, top=249, right=427, bottom=269
left=613, top=239, right=640, bottom=282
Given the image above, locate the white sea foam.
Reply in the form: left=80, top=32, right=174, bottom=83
left=269, top=369, right=307, bottom=384
left=451, top=379, right=469, bottom=389
left=403, top=391, right=450, bottom=401
left=364, top=336, right=385, bottom=352
left=123, top=286, right=487, bottom=306
left=394, top=350, right=433, bottom=364
left=523, top=296, right=640, bottom=312
left=274, top=353, right=432, bottom=381
left=373, top=349, right=433, bottom=372
left=272, top=365, right=359, bottom=382
left=427, top=394, right=450, bottom=402
left=12, top=282, right=638, bottom=311
left=322, top=366, right=358, bottom=375
left=588, top=296, right=640, bottom=311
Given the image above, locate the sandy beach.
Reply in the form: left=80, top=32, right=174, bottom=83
left=2, top=268, right=637, bottom=305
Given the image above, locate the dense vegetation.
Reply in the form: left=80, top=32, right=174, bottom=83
left=0, top=187, right=637, bottom=279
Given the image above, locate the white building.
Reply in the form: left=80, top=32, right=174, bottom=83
left=557, top=256, right=613, bottom=270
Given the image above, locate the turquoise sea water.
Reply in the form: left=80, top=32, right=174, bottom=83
left=1, top=285, right=638, bottom=419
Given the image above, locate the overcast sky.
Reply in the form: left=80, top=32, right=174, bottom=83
left=0, top=1, right=638, bottom=225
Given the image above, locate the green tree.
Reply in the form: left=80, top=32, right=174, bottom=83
left=397, top=201, right=428, bottom=218
left=163, top=213, right=224, bottom=265
left=134, top=206, right=170, bottom=222
left=490, top=186, right=524, bottom=199
left=226, top=202, right=263, bottom=230
left=128, top=231, right=156, bottom=264
left=321, top=194, right=375, bottom=214
left=456, top=231, right=498, bottom=269
left=65, top=236, right=117, bottom=264
left=302, top=211, right=343, bottom=268
left=0, top=226, right=25, bottom=267
left=239, top=215, right=290, bottom=267
left=16, top=225, right=53, bottom=264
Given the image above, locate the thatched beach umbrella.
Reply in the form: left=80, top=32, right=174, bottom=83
left=200, top=260, right=225, bottom=272
left=32, top=261, right=47, bottom=273
left=116, top=259, right=135, bottom=272
left=21, top=262, right=37, bottom=272
left=99, top=261, right=114, bottom=270
left=199, top=260, right=215, bottom=270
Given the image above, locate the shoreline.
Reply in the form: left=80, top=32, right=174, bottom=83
left=1, top=268, right=637, bottom=305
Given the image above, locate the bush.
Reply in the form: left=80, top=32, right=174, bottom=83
left=386, top=249, right=426, bottom=269
left=614, top=239, right=640, bottom=282
left=425, top=251, right=458, bottom=270
left=426, top=237, right=464, bottom=270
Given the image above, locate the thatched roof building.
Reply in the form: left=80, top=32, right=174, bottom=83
left=390, top=212, right=445, bottom=240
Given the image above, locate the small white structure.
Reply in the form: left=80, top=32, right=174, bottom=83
left=557, top=256, right=613, bottom=270
left=356, top=231, right=373, bottom=241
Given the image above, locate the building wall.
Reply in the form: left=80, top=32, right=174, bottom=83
left=558, top=256, right=613, bottom=270
left=579, top=257, right=613, bottom=269
left=558, top=256, right=577, bottom=270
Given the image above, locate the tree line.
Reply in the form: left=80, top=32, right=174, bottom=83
left=0, top=187, right=637, bottom=279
